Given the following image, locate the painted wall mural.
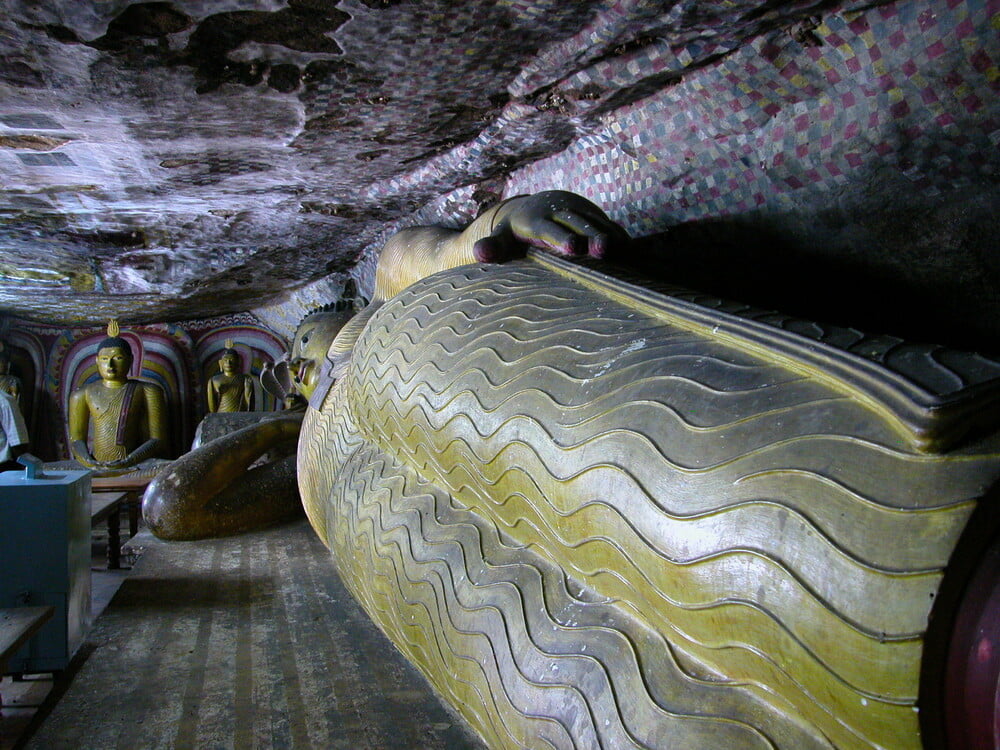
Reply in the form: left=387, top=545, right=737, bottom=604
left=507, top=1, right=997, bottom=228
left=311, top=0, right=997, bottom=355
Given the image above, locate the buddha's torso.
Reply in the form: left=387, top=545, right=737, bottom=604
left=85, top=380, right=149, bottom=462
left=211, top=373, right=251, bottom=412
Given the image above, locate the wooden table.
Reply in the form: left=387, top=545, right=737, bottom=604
left=90, top=475, right=153, bottom=538
left=0, top=606, right=54, bottom=678
left=91, top=491, right=128, bottom=570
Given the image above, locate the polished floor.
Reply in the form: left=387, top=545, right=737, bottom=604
left=5, top=520, right=484, bottom=750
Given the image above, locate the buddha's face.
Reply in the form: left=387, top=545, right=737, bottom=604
left=289, top=310, right=353, bottom=400
left=97, top=346, right=132, bottom=383
left=219, top=351, right=240, bottom=375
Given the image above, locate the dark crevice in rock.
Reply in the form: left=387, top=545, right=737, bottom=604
left=0, top=59, right=46, bottom=88
left=303, top=112, right=365, bottom=132
left=92, top=2, right=192, bottom=50
left=299, top=203, right=370, bottom=219
left=18, top=21, right=83, bottom=45
left=185, top=4, right=348, bottom=93
left=302, top=59, right=359, bottom=84
left=84, top=2, right=349, bottom=94
left=586, top=68, right=687, bottom=118
left=59, top=229, right=148, bottom=250
left=267, top=63, right=301, bottom=93
left=600, top=34, right=663, bottom=64
left=356, top=149, right=388, bottom=162
left=428, top=103, right=497, bottom=139
left=471, top=179, right=505, bottom=213
left=44, top=25, right=82, bottom=44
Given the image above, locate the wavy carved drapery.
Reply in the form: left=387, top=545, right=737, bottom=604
left=299, top=259, right=1000, bottom=750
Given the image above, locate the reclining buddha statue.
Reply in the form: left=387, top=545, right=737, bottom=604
left=148, top=191, right=1000, bottom=749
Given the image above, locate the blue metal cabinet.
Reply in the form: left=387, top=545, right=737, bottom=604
left=0, top=468, right=92, bottom=673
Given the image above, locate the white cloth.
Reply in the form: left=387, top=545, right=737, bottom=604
left=0, top=390, right=28, bottom=462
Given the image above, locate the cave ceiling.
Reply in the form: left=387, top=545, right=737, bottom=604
left=2, top=0, right=882, bottom=325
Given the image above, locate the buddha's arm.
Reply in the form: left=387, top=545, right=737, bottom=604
left=68, top=389, right=99, bottom=466
left=303, top=190, right=630, bottom=380
left=244, top=376, right=254, bottom=411
left=206, top=379, right=219, bottom=413
left=301, top=192, right=629, bottom=409
left=372, top=191, right=626, bottom=302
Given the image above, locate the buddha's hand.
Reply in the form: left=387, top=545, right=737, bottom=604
left=81, top=456, right=119, bottom=472
left=70, top=442, right=101, bottom=469
left=261, top=359, right=293, bottom=402
left=473, top=190, right=629, bottom=264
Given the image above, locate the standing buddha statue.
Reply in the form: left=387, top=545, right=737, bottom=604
left=206, top=340, right=255, bottom=413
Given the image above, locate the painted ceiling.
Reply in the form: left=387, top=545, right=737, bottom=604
left=0, top=0, right=997, bottom=351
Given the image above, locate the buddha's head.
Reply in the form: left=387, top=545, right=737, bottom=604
left=96, top=342, right=133, bottom=384
left=288, top=308, right=355, bottom=401
left=96, top=321, right=133, bottom=384
left=218, top=340, right=242, bottom=375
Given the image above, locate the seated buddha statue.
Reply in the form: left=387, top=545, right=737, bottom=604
left=206, top=340, right=255, bottom=413
left=0, top=343, right=23, bottom=410
left=67, top=320, right=168, bottom=476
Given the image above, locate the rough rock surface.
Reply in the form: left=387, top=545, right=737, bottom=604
left=0, top=0, right=997, bottom=354
left=0, top=0, right=870, bottom=322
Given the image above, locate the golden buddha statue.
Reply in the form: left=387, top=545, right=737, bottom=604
left=144, top=193, right=617, bottom=538
left=143, top=310, right=355, bottom=541
left=143, top=191, right=1000, bottom=748
left=0, top=343, right=23, bottom=409
left=206, top=340, right=255, bottom=413
left=68, top=320, right=168, bottom=475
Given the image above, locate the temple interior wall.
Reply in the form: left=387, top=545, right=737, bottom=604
left=0, top=315, right=287, bottom=461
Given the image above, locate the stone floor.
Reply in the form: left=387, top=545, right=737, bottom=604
left=4, top=520, right=485, bottom=750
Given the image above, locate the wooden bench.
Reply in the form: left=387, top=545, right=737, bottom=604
left=0, top=606, right=54, bottom=678
left=91, top=475, right=153, bottom=538
left=91, top=491, right=128, bottom=570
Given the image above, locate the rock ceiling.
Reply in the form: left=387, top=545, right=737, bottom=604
left=0, top=0, right=871, bottom=326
